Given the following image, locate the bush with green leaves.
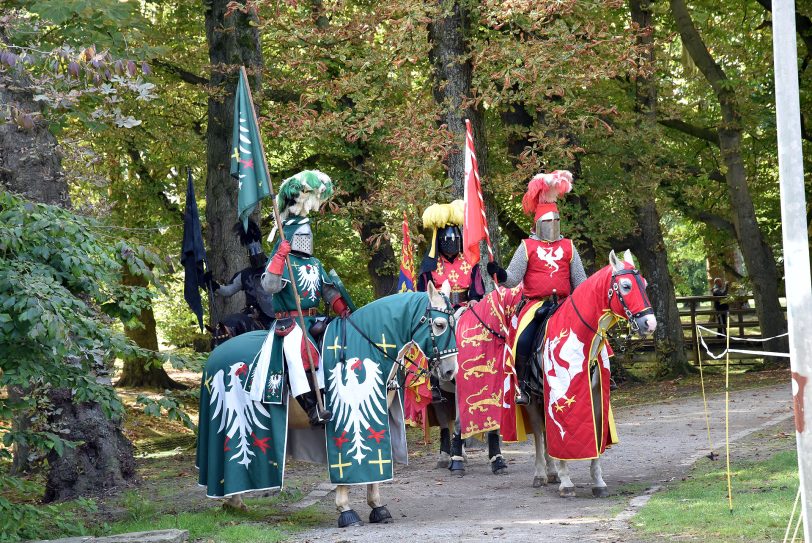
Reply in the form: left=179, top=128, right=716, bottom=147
left=0, top=190, right=164, bottom=464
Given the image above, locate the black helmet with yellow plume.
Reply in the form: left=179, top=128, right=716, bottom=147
left=418, top=199, right=464, bottom=275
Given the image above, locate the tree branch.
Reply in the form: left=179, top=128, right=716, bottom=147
left=658, top=118, right=719, bottom=146
left=152, top=60, right=209, bottom=85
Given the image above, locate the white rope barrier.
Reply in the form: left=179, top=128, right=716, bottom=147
left=696, top=325, right=791, bottom=360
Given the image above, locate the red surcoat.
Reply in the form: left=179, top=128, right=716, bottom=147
left=429, top=255, right=475, bottom=294
left=522, top=238, right=574, bottom=299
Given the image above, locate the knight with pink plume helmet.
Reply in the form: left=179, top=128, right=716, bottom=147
left=487, top=170, right=588, bottom=405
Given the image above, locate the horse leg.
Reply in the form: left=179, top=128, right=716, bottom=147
left=433, top=404, right=451, bottom=469
left=524, top=401, right=557, bottom=487
left=335, top=485, right=363, bottom=527
left=590, top=458, right=609, bottom=497
left=367, top=483, right=393, bottom=524
left=556, top=459, right=576, bottom=498
left=487, top=430, right=507, bottom=475
left=449, top=400, right=465, bottom=476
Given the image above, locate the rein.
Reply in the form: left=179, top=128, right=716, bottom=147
left=338, top=295, right=457, bottom=379
left=468, top=303, right=506, bottom=341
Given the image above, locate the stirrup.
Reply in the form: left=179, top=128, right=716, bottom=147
left=515, top=389, right=530, bottom=406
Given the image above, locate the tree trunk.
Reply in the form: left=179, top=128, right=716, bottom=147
left=116, top=269, right=183, bottom=389
left=628, top=0, right=690, bottom=375
left=0, top=67, right=136, bottom=491
left=428, top=0, right=501, bottom=279
left=204, top=0, right=264, bottom=323
left=669, top=0, right=788, bottom=358
left=43, top=388, right=137, bottom=502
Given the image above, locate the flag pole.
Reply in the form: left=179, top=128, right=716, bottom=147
left=772, top=1, right=812, bottom=537
left=238, top=66, right=327, bottom=416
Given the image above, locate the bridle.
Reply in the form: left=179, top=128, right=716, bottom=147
left=607, top=268, right=653, bottom=333
left=569, top=266, right=653, bottom=338
left=341, top=293, right=458, bottom=378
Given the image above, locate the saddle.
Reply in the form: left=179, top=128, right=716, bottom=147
left=527, top=301, right=561, bottom=398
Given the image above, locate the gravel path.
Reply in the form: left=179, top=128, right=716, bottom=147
left=289, top=383, right=794, bottom=542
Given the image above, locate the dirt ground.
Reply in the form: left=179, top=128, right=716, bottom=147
left=281, top=383, right=795, bottom=543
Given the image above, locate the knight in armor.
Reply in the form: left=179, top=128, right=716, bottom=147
left=209, top=219, right=275, bottom=328
left=259, top=171, right=352, bottom=427
left=417, top=200, right=493, bottom=473
left=417, top=199, right=485, bottom=402
left=487, top=171, right=587, bottom=405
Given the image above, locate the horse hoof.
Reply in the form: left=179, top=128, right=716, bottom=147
left=490, top=456, right=508, bottom=475
left=222, top=501, right=248, bottom=512
left=559, top=487, right=576, bottom=498
left=592, top=486, right=609, bottom=498
left=449, top=459, right=465, bottom=476
left=548, top=473, right=560, bottom=485
left=532, top=476, right=547, bottom=488
left=369, top=505, right=393, bottom=524
left=338, top=509, right=364, bottom=528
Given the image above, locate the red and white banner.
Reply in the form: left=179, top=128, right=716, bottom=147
left=463, top=119, right=489, bottom=265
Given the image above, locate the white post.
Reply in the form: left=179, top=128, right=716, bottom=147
left=772, top=0, right=812, bottom=539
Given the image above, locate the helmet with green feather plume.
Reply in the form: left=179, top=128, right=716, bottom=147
left=277, top=170, right=334, bottom=220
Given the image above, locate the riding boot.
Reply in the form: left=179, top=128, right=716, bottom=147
left=514, top=353, right=530, bottom=406
left=295, top=392, right=330, bottom=426
left=305, top=370, right=332, bottom=424
left=430, top=374, right=443, bottom=403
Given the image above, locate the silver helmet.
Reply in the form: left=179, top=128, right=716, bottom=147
left=535, top=210, right=561, bottom=241
left=290, top=222, right=313, bottom=256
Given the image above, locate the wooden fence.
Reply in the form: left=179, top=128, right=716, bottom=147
left=618, top=295, right=786, bottom=366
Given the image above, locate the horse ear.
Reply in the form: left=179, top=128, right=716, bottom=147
left=427, top=281, right=443, bottom=308
left=609, top=250, right=623, bottom=272
left=623, top=249, right=635, bottom=267
left=204, top=324, right=214, bottom=334
left=440, top=280, right=451, bottom=298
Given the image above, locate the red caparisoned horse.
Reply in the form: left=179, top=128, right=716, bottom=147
left=455, top=250, right=657, bottom=497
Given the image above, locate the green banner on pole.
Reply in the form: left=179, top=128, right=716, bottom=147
left=231, top=69, right=271, bottom=231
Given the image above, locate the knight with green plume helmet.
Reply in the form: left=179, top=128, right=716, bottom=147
left=255, top=170, right=351, bottom=427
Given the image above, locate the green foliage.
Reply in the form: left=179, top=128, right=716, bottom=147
left=0, top=473, right=94, bottom=542
left=136, top=393, right=197, bottom=432
left=0, top=191, right=157, bottom=457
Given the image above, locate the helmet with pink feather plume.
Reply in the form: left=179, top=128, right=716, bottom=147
left=522, top=170, right=573, bottom=241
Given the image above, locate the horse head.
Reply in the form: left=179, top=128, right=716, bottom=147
left=414, top=281, right=458, bottom=382
left=608, top=250, right=657, bottom=337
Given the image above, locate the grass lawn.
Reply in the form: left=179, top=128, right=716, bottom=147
left=633, top=448, right=799, bottom=542
left=106, top=492, right=327, bottom=543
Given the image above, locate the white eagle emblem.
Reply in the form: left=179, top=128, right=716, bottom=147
left=328, top=357, right=386, bottom=463
left=209, top=362, right=271, bottom=466
left=542, top=328, right=585, bottom=439
left=537, top=246, right=565, bottom=276
left=297, top=263, right=321, bottom=302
